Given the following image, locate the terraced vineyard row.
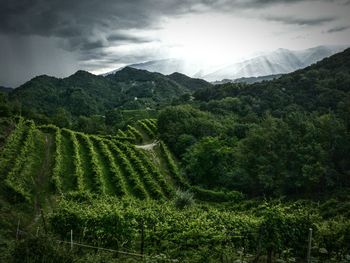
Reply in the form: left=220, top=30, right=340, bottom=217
left=0, top=118, right=242, bottom=202
left=0, top=118, right=47, bottom=202
left=0, top=119, right=179, bottom=201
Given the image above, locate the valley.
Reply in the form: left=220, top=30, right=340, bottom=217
left=0, top=48, right=349, bottom=263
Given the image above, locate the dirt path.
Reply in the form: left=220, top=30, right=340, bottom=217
left=135, top=140, right=159, bottom=150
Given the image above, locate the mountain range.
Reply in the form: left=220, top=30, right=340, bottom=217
left=5, top=46, right=350, bottom=120
left=8, top=67, right=212, bottom=117
left=104, top=45, right=348, bottom=82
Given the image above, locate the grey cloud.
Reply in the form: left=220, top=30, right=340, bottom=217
left=264, top=15, right=335, bottom=26
left=0, top=0, right=314, bottom=38
left=0, top=0, right=322, bottom=55
left=230, top=0, right=305, bottom=8
left=327, top=25, right=350, bottom=33
left=0, top=0, right=170, bottom=50
left=107, top=33, right=155, bottom=44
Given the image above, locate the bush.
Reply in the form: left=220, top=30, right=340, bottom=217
left=174, top=189, right=194, bottom=209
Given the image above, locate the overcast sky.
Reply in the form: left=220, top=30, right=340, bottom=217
left=1, top=0, right=350, bottom=87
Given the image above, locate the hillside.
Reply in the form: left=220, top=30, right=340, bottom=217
left=195, top=47, right=350, bottom=115
left=0, top=118, right=169, bottom=201
left=158, top=48, right=350, bottom=197
left=9, top=67, right=212, bottom=118
left=1, top=115, right=348, bottom=262
left=0, top=116, right=237, bottom=203
left=212, top=74, right=283, bottom=85
left=167, top=72, right=212, bottom=91
left=1, top=49, right=349, bottom=262
left=0, top=86, right=12, bottom=94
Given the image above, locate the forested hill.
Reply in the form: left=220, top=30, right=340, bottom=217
left=167, top=72, right=212, bottom=91
left=158, top=48, right=350, bottom=197
left=0, top=86, right=12, bottom=93
left=9, top=67, right=212, bottom=117
left=194, top=47, right=350, bottom=120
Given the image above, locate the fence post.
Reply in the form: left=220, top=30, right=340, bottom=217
left=16, top=219, right=20, bottom=240
left=140, top=218, right=144, bottom=259
left=71, top=229, right=73, bottom=251
left=40, top=209, right=47, bottom=234
left=307, top=228, right=313, bottom=263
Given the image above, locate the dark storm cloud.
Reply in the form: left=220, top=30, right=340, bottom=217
left=107, top=33, right=155, bottom=44
left=0, top=0, right=332, bottom=55
left=227, top=0, right=304, bottom=8
left=0, top=0, right=163, bottom=49
left=264, top=15, right=335, bottom=26
left=327, top=25, right=350, bottom=33
left=0, top=0, right=319, bottom=50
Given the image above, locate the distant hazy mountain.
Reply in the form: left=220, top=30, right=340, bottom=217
left=104, top=45, right=348, bottom=82
left=204, top=45, right=347, bottom=81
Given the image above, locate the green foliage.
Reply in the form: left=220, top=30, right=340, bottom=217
left=63, top=129, right=86, bottom=193
left=52, top=108, right=72, bottom=128
left=174, top=189, right=194, bottom=209
left=159, top=140, right=243, bottom=202
left=137, top=119, right=155, bottom=139
left=167, top=72, right=212, bottom=91
left=48, top=198, right=350, bottom=262
left=183, top=136, right=234, bottom=188
left=190, top=186, right=243, bottom=202
left=52, top=126, right=63, bottom=193
left=158, top=105, right=224, bottom=156
left=8, top=67, right=209, bottom=130
left=8, top=236, right=72, bottom=263
left=159, top=141, right=188, bottom=189
left=77, top=133, right=105, bottom=194
left=231, top=113, right=350, bottom=196
left=0, top=117, right=27, bottom=178
left=258, top=204, right=315, bottom=259
left=92, top=137, right=128, bottom=197
left=5, top=121, right=38, bottom=201
left=132, top=145, right=175, bottom=197
left=113, top=140, right=164, bottom=199
left=106, top=141, right=148, bottom=199
left=316, top=218, right=350, bottom=258
left=158, top=104, right=350, bottom=197
left=126, top=125, right=143, bottom=143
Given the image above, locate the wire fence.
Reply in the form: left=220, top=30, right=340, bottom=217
left=15, top=222, right=176, bottom=262
left=14, top=216, right=315, bottom=263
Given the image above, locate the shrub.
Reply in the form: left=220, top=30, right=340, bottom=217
left=174, top=189, right=194, bottom=209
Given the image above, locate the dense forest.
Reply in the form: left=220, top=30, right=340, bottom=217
left=0, top=48, right=349, bottom=262
left=158, top=48, right=350, bottom=197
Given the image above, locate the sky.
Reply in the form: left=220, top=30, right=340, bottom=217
left=1, top=0, right=350, bottom=87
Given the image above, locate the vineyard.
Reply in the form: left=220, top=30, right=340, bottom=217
left=0, top=117, right=241, bottom=204
left=0, top=118, right=167, bottom=201
left=0, top=117, right=349, bottom=262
